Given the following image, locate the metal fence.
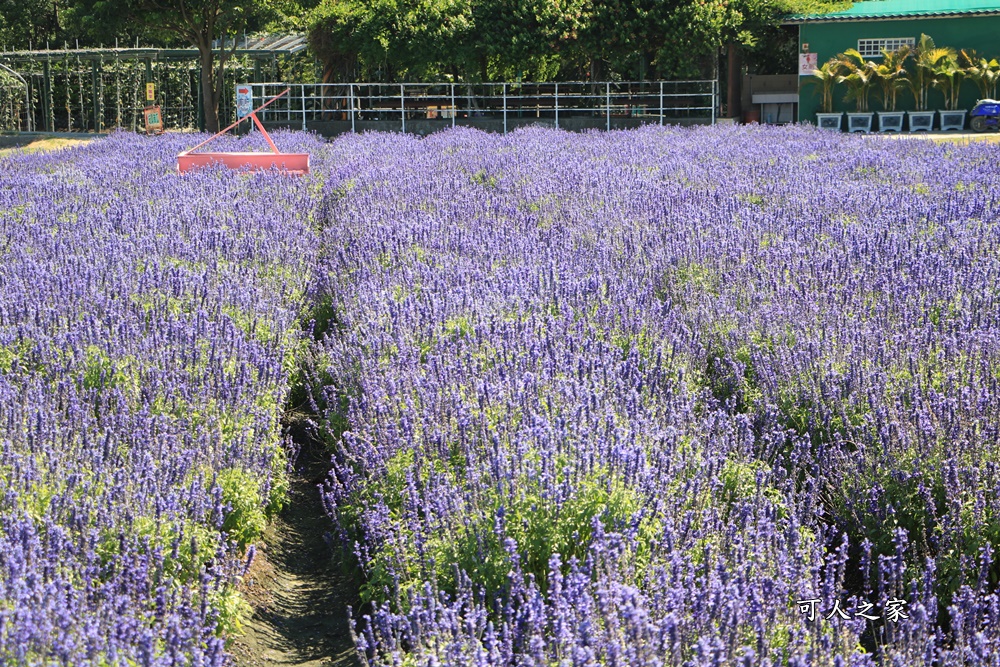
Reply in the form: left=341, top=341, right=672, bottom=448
left=0, top=55, right=273, bottom=133
left=247, top=80, right=717, bottom=133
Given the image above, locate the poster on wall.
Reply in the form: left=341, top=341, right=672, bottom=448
left=799, top=53, right=818, bottom=75
left=236, top=86, right=254, bottom=119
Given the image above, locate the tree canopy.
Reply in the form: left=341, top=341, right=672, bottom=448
left=307, top=0, right=852, bottom=83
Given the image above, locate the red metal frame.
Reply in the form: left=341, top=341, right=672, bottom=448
left=177, top=88, right=310, bottom=175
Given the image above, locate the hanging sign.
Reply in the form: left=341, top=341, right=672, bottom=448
left=236, top=85, right=253, bottom=119
left=143, top=105, right=164, bottom=134
left=799, top=53, right=818, bottom=76
left=146, top=82, right=155, bottom=101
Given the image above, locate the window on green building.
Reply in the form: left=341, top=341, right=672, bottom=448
left=857, top=37, right=916, bottom=57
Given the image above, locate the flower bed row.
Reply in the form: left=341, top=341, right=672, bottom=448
left=0, top=132, right=326, bottom=665
left=309, top=125, right=1000, bottom=665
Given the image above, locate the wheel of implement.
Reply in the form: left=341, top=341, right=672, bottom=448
left=970, top=116, right=988, bottom=133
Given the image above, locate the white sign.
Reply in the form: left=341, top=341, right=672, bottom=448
left=236, top=85, right=253, bottom=119
left=799, top=53, right=818, bottom=76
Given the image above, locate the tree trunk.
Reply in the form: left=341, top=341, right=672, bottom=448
left=727, top=42, right=742, bottom=119
left=197, top=38, right=220, bottom=133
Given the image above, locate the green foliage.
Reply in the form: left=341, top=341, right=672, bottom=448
left=308, top=0, right=853, bottom=83
left=905, top=34, right=956, bottom=111
left=218, top=468, right=268, bottom=548
left=351, top=449, right=654, bottom=607
left=775, top=0, right=851, bottom=14
left=310, top=293, right=343, bottom=340
left=222, top=304, right=276, bottom=346
left=471, top=170, right=499, bottom=189
left=720, top=457, right=788, bottom=520
left=931, top=51, right=964, bottom=111
left=0, top=339, right=32, bottom=374
left=836, top=48, right=876, bottom=113
left=211, top=584, right=253, bottom=644
left=833, top=451, right=1000, bottom=607
left=0, top=0, right=65, bottom=50
left=81, top=345, right=141, bottom=395
left=873, top=46, right=911, bottom=112
left=96, top=516, right=217, bottom=585
left=656, top=260, right=721, bottom=307
left=806, top=58, right=843, bottom=113
left=961, top=50, right=1000, bottom=100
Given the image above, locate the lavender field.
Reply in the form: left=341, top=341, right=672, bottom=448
left=3, top=126, right=1000, bottom=666
left=0, top=133, right=329, bottom=664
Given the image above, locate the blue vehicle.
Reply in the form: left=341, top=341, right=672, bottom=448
left=970, top=99, right=1000, bottom=132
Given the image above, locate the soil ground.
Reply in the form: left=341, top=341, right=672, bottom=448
left=0, top=136, right=96, bottom=155
left=230, top=441, right=361, bottom=667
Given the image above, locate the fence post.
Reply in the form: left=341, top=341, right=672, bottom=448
left=41, top=59, right=51, bottom=132
left=503, top=82, right=507, bottom=134
left=93, top=58, right=103, bottom=133
left=606, top=82, right=610, bottom=131
left=659, top=81, right=664, bottom=126
left=350, top=83, right=355, bottom=134
left=450, top=83, right=456, bottom=128
left=400, top=83, right=405, bottom=134
left=711, top=80, right=716, bottom=125
left=114, top=53, right=121, bottom=129
left=301, top=84, right=306, bottom=130
left=554, top=82, right=559, bottom=129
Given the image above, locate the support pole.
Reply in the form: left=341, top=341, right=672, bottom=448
left=349, top=83, right=355, bottom=133
left=301, top=84, right=306, bottom=130
left=42, top=59, right=52, bottom=132
left=711, top=80, right=717, bottom=125
left=115, top=53, right=121, bottom=129
left=659, top=81, right=664, bottom=126
left=606, top=82, right=611, bottom=131
left=554, top=82, right=559, bottom=129
left=503, top=83, right=507, bottom=134
left=65, top=54, right=72, bottom=133
left=28, top=74, right=35, bottom=132
left=92, top=58, right=101, bottom=133
left=400, top=83, right=405, bottom=134
left=450, top=83, right=455, bottom=128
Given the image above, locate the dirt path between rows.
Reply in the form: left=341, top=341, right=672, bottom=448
left=230, top=440, right=361, bottom=667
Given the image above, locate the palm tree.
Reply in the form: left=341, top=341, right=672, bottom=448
left=836, top=49, right=877, bottom=113
left=960, top=49, right=1000, bottom=100
left=873, top=46, right=910, bottom=112
left=932, top=54, right=965, bottom=110
left=904, top=34, right=956, bottom=111
left=809, top=58, right=844, bottom=113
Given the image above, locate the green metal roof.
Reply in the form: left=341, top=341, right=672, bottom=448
left=787, top=0, right=1000, bottom=22
left=0, top=34, right=308, bottom=63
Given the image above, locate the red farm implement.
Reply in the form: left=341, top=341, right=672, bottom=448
left=177, top=88, right=310, bottom=175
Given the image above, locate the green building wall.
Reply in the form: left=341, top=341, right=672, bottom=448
left=797, top=15, right=1000, bottom=122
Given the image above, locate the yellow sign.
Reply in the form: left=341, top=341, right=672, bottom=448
left=146, top=83, right=155, bottom=101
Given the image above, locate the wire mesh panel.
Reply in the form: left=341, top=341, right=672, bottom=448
left=0, top=65, right=717, bottom=134
left=0, top=53, right=273, bottom=132
left=247, top=79, right=717, bottom=133
left=0, top=67, right=28, bottom=131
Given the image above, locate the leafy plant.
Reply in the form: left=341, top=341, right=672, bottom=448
left=932, top=53, right=965, bottom=110
left=905, top=34, right=956, bottom=111
left=960, top=49, right=1000, bottom=100
left=872, top=45, right=910, bottom=112
left=809, top=57, right=844, bottom=113
left=218, top=468, right=268, bottom=548
left=836, top=49, right=876, bottom=112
